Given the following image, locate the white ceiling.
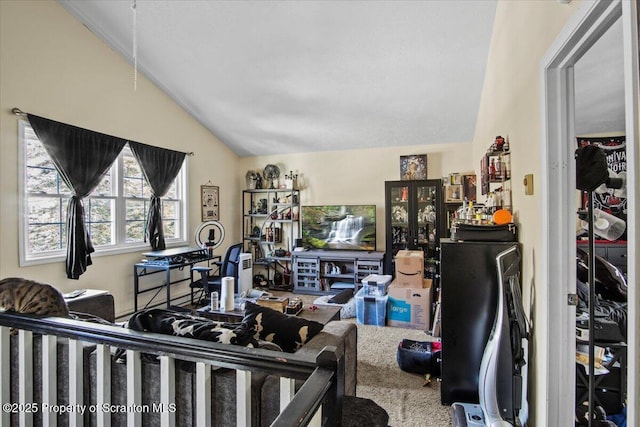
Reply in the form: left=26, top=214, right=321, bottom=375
left=58, top=1, right=624, bottom=157
left=574, top=17, right=625, bottom=136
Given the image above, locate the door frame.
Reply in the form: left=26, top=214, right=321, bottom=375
left=541, top=0, right=638, bottom=425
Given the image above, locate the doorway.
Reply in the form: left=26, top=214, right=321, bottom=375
left=541, top=0, right=638, bottom=426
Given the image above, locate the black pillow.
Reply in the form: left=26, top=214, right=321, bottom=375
left=242, top=302, right=323, bottom=353
left=328, top=288, right=354, bottom=304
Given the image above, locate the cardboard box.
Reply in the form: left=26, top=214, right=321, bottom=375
left=257, top=296, right=289, bottom=312
left=387, top=280, right=432, bottom=330
left=395, top=250, right=424, bottom=287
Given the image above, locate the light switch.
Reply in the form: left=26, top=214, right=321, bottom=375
left=523, top=174, right=534, bottom=195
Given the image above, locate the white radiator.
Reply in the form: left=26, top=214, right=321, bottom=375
left=238, top=253, right=253, bottom=295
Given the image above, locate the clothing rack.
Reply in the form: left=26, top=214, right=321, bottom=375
left=586, top=190, right=597, bottom=427
left=575, top=143, right=625, bottom=427
left=582, top=180, right=624, bottom=427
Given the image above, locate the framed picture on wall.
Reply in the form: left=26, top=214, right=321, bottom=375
left=448, top=173, right=463, bottom=185
left=445, top=184, right=463, bottom=202
left=400, top=154, right=428, bottom=180
left=463, top=174, right=477, bottom=201
left=201, top=185, right=219, bottom=221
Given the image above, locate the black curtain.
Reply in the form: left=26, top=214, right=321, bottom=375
left=129, top=142, right=186, bottom=251
left=27, top=115, right=127, bottom=279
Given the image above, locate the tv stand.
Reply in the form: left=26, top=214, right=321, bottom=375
left=292, top=249, right=384, bottom=294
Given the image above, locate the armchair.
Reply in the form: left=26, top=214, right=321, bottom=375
left=190, top=242, right=243, bottom=305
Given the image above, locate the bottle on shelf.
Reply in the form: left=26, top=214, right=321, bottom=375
left=503, top=154, right=510, bottom=179
left=502, top=186, right=511, bottom=209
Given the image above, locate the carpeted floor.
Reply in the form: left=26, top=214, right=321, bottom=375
left=271, top=291, right=452, bottom=426
left=350, top=319, right=451, bottom=426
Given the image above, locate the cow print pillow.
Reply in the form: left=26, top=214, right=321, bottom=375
left=125, top=308, right=258, bottom=347
left=242, top=302, right=323, bottom=353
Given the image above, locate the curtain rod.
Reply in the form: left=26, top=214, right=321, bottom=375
left=12, top=107, right=194, bottom=156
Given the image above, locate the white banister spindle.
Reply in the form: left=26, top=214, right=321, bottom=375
left=309, top=405, right=322, bottom=427
left=280, top=377, right=296, bottom=412
left=1, top=327, right=11, bottom=427
left=19, top=330, right=34, bottom=427
left=236, top=370, right=251, bottom=427
left=195, top=362, right=211, bottom=427
left=159, top=355, right=175, bottom=427
left=42, top=334, right=57, bottom=427
left=126, top=350, right=142, bottom=427
left=0, top=319, right=332, bottom=427
left=95, top=344, right=111, bottom=427
left=68, top=339, right=84, bottom=427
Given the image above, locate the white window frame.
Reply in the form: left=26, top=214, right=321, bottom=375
left=18, top=120, right=189, bottom=266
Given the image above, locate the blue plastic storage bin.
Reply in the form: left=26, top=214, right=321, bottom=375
left=355, top=288, right=388, bottom=326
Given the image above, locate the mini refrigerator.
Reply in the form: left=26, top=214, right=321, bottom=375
left=439, top=240, right=519, bottom=406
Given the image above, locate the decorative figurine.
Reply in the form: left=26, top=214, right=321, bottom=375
left=401, top=187, right=408, bottom=201
left=245, top=170, right=258, bottom=189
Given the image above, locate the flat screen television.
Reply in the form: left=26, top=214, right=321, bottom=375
left=301, top=205, right=376, bottom=251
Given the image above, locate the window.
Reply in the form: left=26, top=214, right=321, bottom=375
left=19, top=121, right=188, bottom=265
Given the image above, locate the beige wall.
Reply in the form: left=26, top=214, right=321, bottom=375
left=472, top=1, right=583, bottom=425
left=239, top=143, right=473, bottom=252
left=0, top=1, right=240, bottom=316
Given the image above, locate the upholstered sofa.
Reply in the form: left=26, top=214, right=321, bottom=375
left=5, top=293, right=358, bottom=426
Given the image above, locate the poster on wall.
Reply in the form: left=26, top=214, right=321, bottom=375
left=463, top=174, right=477, bottom=201
left=201, top=185, right=220, bottom=221
left=400, top=154, right=427, bottom=180
left=577, top=136, right=626, bottom=239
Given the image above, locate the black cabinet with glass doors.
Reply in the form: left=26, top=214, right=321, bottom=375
left=384, top=179, right=445, bottom=278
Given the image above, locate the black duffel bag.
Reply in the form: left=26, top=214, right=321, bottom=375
left=450, top=222, right=518, bottom=242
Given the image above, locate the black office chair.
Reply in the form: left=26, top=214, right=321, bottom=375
left=190, top=243, right=243, bottom=306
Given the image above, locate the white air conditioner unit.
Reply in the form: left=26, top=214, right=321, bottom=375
left=238, top=252, right=253, bottom=296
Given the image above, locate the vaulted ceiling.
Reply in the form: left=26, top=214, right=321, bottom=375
left=59, top=0, right=624, bottom=157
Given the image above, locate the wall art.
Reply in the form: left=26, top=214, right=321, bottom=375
left=400, top=154, right=427, bottom=180
left=201, top=184, right=219, bottom=221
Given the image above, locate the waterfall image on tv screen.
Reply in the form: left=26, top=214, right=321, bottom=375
left=301, top=205, right=376, bottom=251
